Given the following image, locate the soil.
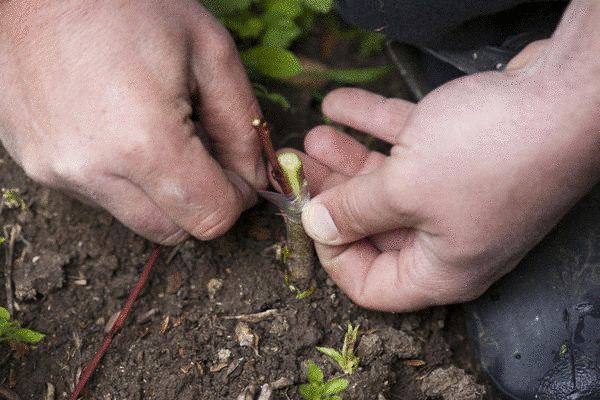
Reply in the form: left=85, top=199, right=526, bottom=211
left=0, top=24, right=503, bottom=400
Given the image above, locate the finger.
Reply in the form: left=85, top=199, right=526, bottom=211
left=314, top=240, right=436, bottom=311
left=121, top=114, right=254, bottom=241
left=76, top=175, right=189, bottom=245
left=505, top=39, right=549, bottom=71
left=304, top=125, right=386, bottom=177
left=322, top=88, right=415, bottom=143
left=302, top=160, right=422, bottom=245
left=190, top=9, right=267, bottom=190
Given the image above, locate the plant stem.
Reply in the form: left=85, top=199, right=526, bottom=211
left=252, top=119, right=294, bottom=198
left=252, top=119, right=315, bottom=287
left=68, top=246, right=162, bottom=400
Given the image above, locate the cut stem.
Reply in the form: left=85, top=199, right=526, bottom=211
left=252, top=119, right=294, bottom=197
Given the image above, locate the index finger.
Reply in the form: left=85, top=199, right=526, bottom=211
left=190, top=9, right=267, bottom=191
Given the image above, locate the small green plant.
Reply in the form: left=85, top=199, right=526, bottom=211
left=1, top=187, right=26, bottom=210
left=0, top=307, right=44, bottom=343
left=316, top=322, right=360, bottom=375
left=300, top=359, right=349, bottom=400
left=0, top=236, right=5, bottom=245
left=284, top=271, right=314, bottom=299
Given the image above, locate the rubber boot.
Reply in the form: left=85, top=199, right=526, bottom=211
left=463, top=184, right=600, bottom=399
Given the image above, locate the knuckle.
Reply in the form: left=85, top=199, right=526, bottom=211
left=156, top=228, right=189, bottom=246
left=118, top=131, right=155, bottom=162
left=206, top=29, right=238, bottom=65
left=338, top=187, right=370, bottom=237
left=191, top=204, right=238, bottom=240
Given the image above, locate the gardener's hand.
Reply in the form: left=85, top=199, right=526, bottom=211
left=0, top=0, right=266, bottom=244
left=298, top=29, right=600, bottom=311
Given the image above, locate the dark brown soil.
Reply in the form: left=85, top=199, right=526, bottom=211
left=0, top=28, right=503, bottom=400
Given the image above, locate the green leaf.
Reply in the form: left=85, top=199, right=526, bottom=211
left=10, top=328, right=45, bottom=343
left=300, top=383, right=321, bottom=400
left=304, top=65, right=393, bottom=84
left=240, top=46, right=302, bottom=79
left=261, top=18, right=302, bottom=48
left=200, top=0, right=253, bottom=16
left=252, top=83, right=291, bottom=110
left=265, top=0, right=303, bottom=20
left=221, top=12, right=265, bottom=38
left=0, top=237, right=5, bottom=245
left=0, top=307, right=10, bottom=322
left=359, top=31, right=386, bottom=58
left=331, top=396, right=343, bottom=400
left=322, top=378, right=349, bottom=396
left=303, top=0, right=334, bottom=13
left=306, top=359, right=324, bottom=384
left=316, top=346, right=344, bottom=364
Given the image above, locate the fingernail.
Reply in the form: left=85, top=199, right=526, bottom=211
left=224, top=170, right=256, bottom=211
left=304, top=202, right=339, bottom=243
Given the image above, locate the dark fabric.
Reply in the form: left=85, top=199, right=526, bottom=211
left=336, top=0, right=568, bottom=49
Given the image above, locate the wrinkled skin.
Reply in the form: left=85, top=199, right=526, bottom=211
left=0, top=0, right=267, bottom=244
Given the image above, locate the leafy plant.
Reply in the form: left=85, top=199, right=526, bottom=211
left=300, top=359, right=348, bottom=400
left=316, top=322, right=360, bottom=375
left=202, top=0, right=333, bottom=79
left=200, top=0, right=392, bottom=83
left=0, top=307, right=44, bottom=343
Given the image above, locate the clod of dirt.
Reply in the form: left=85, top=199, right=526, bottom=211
left=357, top=333, right=383, bottom=366
left=13, top=250, right=69, bottom=300
left=420, top=365, right=486, bottom=400
left=268, top=315, right=290, bottom=337
left=207, top=278, right=224, bottom=301
left=379, top=327, right=423, bottom=359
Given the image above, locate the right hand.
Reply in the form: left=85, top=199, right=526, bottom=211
left=0, top=0, right=267, bottom=244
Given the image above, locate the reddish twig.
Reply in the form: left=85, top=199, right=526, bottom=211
left=68, top=246, right=162, bottom=400
left=252, top=119, right=294, bottom=198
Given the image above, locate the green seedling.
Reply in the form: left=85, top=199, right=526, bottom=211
left=1, top=188, right=26, bottom=210
left=0, top=236, right=5, bottom=245
left=253, top=119, right=315, bottom=288
left=0, top=307, right=44, bottom=343
left=316, top=322, right=360, bottom=375
left=300, top=359, right=349, bottom=400
left=284, top=271, right=315, bottom=299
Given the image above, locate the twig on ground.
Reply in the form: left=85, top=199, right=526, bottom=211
left=222, top=309, right=280, bottom=323
left=0, top=384, right=20, bottom=400
left=68, top=246, right=162, bottom=400
left=3, top=225, right=21, bottom=315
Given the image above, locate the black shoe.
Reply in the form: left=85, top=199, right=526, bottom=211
left=463, top=184, right=600, bottom=399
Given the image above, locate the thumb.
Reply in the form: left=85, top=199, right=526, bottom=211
left=302, top=160, right=419, bottom=245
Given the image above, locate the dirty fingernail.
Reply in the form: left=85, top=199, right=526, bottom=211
left=303, top=202, right=339, bottom=243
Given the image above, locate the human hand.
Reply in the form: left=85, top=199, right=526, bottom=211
left=297, top=57, right=600, bottom=311
left=0, top=0, right=266, bottom=244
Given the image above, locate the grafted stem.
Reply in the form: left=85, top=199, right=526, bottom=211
left=253, top=120, right=315, bottom=287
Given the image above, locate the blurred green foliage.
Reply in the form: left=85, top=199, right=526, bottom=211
left=200, top=0, right=387, bottom=83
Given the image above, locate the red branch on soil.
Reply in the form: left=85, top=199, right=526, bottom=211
left=68, top=246, right=162, bottom=400
left=252, top=119, right=294, bottom=198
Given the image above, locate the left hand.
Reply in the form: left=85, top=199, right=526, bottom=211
left=291, top=50, right=600, bottom=311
